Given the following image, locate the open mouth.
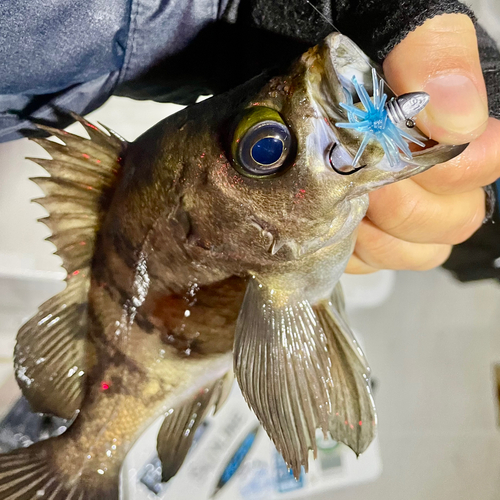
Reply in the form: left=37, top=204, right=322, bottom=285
left=310, top=33, right=468, bottom=175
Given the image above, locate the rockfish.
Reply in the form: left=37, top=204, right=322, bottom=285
left=0, top=33, right=465, bottom=499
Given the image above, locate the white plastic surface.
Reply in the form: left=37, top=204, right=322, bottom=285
left=122, top=386, right=382, bottom=500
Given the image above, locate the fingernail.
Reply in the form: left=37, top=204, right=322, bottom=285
left=424, top=74, right=488, bottom=136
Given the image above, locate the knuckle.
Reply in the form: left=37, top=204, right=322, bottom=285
left=449, top=204, right=485, bottom=244
left=415, top=155, right=469, bottom=194
left=440, top=157, right=474, bottom=191
left=415, top=246, right=452, bottom=271
left=451, top=221, right=482, bottom=245
left=346, top=254, right=378, bottom=275
left=355, top=223, right=399, bottom=269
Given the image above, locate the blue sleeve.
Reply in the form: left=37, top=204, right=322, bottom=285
left=0, top=0, right=129, bottom=141
left=0, top=0, right=224, bottom=142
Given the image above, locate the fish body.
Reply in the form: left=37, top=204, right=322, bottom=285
left=0, top=33, right=466, bottom=499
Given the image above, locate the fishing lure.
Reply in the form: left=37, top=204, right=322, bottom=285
left=336, top=68, right=429, bottom=169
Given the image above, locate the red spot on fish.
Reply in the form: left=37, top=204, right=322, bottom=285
left=96, top=159, right=101, bottom=164
left=295, top=188, right=306, bottom=200
left=359, top=421, right=363, bottom=426
left=200, top=153, right=205, bottom=159
left=82, top=153, right=90, bottom=159
left=80, top=241, right=86, bottom=245
left=344, top=420, right=348, bottom=425
left=72, top=270, right=80, bottom=276
left=101, top=382, right=110, bottom=391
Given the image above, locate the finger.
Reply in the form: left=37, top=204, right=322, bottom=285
left=345, top=252, right=379, bottom=274
left=367, top=180, right=485, bottom=244
left=354, top=219, right=453, bottom=271
left=384, top=13, right=489, bottom=144
left=413, top=117, right=500, bottom=195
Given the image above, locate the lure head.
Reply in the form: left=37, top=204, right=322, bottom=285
left=389, top=92, right=430, bottom=126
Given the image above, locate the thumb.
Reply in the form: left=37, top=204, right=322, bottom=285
left=383, top=13, right=489, bottom=144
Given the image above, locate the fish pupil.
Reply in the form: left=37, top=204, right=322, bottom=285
left=251, top=137, right=284, bottom=165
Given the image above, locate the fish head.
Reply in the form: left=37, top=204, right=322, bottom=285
left=180, top=64, right=359, bottom=268
left=141, top=33, right=466, bottom=274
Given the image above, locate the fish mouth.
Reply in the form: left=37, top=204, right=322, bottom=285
left=305, top=33, right=389, bottom=173
left=307, top=33, right=383, bottom=130
left=308, top=33, right=468, bottom=174
left=307, top=34, right=409, bottom=171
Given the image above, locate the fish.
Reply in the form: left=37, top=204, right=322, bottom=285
left=0, top=32, right=466, bottom=499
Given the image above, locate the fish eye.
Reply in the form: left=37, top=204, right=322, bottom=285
left=231, top=107, right=295, bottom=177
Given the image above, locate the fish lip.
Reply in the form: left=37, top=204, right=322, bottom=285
left=307, top=34, right=345, bottom=125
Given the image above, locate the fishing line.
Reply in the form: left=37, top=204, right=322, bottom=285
left=303, top=0, right=338, bottom=31
left=304, top=1, right=369, bottom=175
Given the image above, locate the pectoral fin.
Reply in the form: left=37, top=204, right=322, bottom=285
left=314, top=291, right=377, bottom=456
left=157, top=374, right=232, bottom=482
left=233, top=279, right=376, bottom=477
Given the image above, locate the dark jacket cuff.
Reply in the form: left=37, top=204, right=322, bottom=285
left=333, top=0, right=474, bottom=62
left=443, top=181, right=500, bottom=282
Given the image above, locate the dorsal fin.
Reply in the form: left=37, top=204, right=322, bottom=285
left=14, top=115, right=125, bottom=419
left=30, top=116, right=124, bottom=274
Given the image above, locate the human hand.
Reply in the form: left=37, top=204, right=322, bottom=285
left=346, top=13, right=499, bottom=274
